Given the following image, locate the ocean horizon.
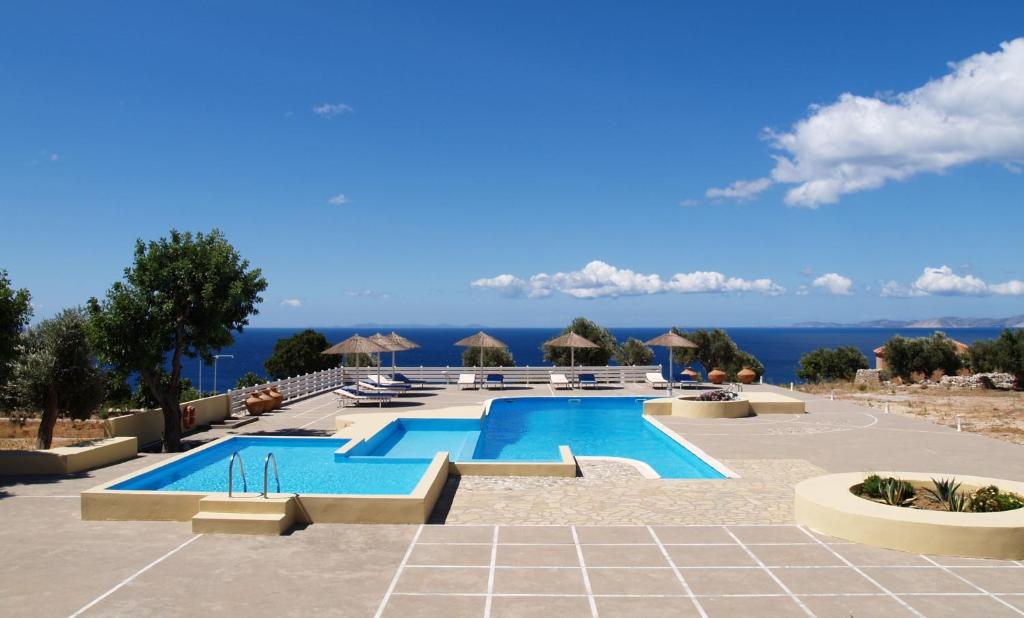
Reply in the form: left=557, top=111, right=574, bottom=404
left=194, top=326, right=1007, bottom=392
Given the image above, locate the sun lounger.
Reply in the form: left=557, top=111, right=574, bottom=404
left=483, top=374, right=504, bottom=390
left=645, top=372, right=669, bottom=389
left=457, top=373, right=478, bottom=390
left=333, top=388, right=392, bottom=407
left=390, top=373, right=426, bottom=387
left=361, top=375, right=411, bottom=390
left=578, top=373, right=598, bottom=389
left=550, top=373, right=571, bottom=389
left=357, top=380, right=403, bottom=395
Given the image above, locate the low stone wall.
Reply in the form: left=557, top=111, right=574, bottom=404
left=0, top=437, right=138, bottom=476
left=940, top=372, right=1017, bottom=390
left=854, top=369, right=881, bottom=386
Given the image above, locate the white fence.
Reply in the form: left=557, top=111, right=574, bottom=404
left=227, top=364, right=662, bottom=414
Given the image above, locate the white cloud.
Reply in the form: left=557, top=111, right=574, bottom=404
left=313, top=102, right=354, bottom=118
left=347, top=289, right=390, bottom=299
left=796, top=285, right=810, bottom=296
left=705, top=177, right=772, bottom=201
left=678, top=198, right=700, bottom=207
left=472, top=260, right=785, bottom=299
left=281, top=298, right=302, bottom=307
left=327, top=194, right=348, bottom=206
left=812, top=273, right=854, bottom=295
left=709, top=38, right=1024, bottom=207
left=881, top=265, right=1024, bottom=297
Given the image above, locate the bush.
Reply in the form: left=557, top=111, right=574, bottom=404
left=615, top=338, right=654, bottom=366
left=860, top=474, right=913, bottom=500
left=696, top=390, right=738, bottom=402
left=544, top=317, right=617, bottom=366
left=797, top=346, right=869, bottom=382
left=970, top=485, right=1024, bottom=512
left=264, top=329, right=340, bottom=379
left=235, top=371, right=266, bottom=389
left=969, top=329, right=1024, bottom=389
left=881, top=332, right=963, bottom=380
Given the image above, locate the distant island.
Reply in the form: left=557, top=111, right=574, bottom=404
left=792, top=314, right=1024, bottom=328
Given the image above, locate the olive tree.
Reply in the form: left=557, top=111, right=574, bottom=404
left=11, top=308, right=105, bottom=449
left=970, top=329, right=1024, bottom=388
left=881, top=332, right=963, bottom=381
left=543, top=317, right=617, bottom=366
left=615, top=338, right=654, bottom=366
left=797, top=346, right=869, bottom=382
left=671, top=328, right=764, bottom=379
left=0, top=269, right=32, bottom=390
left=462, top=346, right=515, bottom=367
left=264, top=329, right=340, bottom=379
left=88, top=230, right=266, bottom=452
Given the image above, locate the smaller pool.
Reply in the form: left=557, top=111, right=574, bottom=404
left=112, top=437, right=431, bottom=495
left=350, top=418, right=482, bottom=460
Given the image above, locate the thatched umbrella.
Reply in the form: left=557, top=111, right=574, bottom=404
left=386, top=332, right=420, bottom=374
left=368, top=333, right=400, bottom=383
left=322, top=334, right=387, bottom=393
left=644, top=330, right=698, bottom=396
left=454, top=331, right=508, bottom=382
left=544, top=331, right=599, bottom=384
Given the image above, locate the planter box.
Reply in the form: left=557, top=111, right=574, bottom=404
left=0, top=437, right=137, bottom=476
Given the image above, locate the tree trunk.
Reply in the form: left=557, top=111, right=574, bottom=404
left=35, top=389, right=59, bottom=450
left=161, top=399, right=182, bottom=453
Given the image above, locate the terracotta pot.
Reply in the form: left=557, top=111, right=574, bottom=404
left=244, top=394, right=264, bottom=416
left=737, top=367, right=756, bottom=385
left=258, top=391, right=275, bottom=412
left=682, top=367, right=700, bottom=381
left=708, top=368, right=727, bottom=385
left=268, top=387, right=284, bottom=409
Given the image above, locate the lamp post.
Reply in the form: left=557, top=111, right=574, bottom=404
left=213, top=354, right=234, bottom=394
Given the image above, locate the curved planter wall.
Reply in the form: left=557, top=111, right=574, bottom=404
left=644, top=397, right=751, bottom=418
left=796, top=472, right=1024, bottom=559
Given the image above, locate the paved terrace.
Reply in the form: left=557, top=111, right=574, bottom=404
left=3, top=384, right=1024, bottom=617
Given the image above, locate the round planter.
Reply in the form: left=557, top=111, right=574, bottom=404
left=708, top=369, right=727, bottom=384
left=737, top=367, right=756, bottom=384
left=643, top=396, right=751, bottom=418
left=795, top=472, right=1024, bottom=559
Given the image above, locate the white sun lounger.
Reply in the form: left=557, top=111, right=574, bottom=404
left=457, top=373, right=478, bottom=390
left=357, top=381, right=403, bottom=395
left=361, top=375, right=411, bottom=390
left=333, top=388, right=392, bottom=407
left=645, top=372, right=669, bottom=388
left=549, top=373, right=571, bottom=389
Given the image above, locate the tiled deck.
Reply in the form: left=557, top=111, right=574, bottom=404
left=3, top=383, right=1024, bottom=616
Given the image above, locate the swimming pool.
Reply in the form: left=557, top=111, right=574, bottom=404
left=111, top=437, right=432, bottom=495
left=356, top=397, right=727, bottom=479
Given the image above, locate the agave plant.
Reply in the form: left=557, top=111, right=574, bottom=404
left=923, top=477, right=963, bottom=510
left=947, top=490, right=971, bottom=512
left=878, top=476, right=915, bottom=507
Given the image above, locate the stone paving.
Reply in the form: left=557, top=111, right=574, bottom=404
left=3, top=382, right=1024, bottom=616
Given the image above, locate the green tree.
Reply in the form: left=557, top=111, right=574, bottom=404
left=881, top=332, right=963, bottom=380
left=615, top=338, right=654, bottom=366
left=543, top=317, right=617, bottom=366
left=264, top=329, right=340, bottom=379
left=970, top=329, right=1024, bottom=388
left=342, top=353, right=378, bottom=367
left=0, top=269, right=32, bottom=389
left=671, top=328, right=763, bottom=379
left=88, top=229, right=267, bottom=452
left=235, top=371, right=267, bottom=389
left=462, top=346, right=515, bottom=367
left=11, top=308, right=106, bottom=449
left=797, top=346, right=869, bottom=382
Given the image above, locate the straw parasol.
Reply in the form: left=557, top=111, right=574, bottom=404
left=322, top=334, right=387, bottom=392
left=454, top=331, right=508, bottom=382
left=644, top=330, right=698, bottom=396
left=386, top=332, right=420, bottom=373
left=368, top=333, right=400, bottom=383
left=544, top=331, right=599, bottom=384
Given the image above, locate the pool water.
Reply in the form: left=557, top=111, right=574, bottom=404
left=362, top=397, right=725, bottom=479
left=112, top=437, right=431, bottom=495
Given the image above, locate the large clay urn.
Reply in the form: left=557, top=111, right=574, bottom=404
left=737, top=367, right=756, bottom=385
left=257, top=391, right=276, bottom=413
left=682, top=367, right=700, bottom=381
left=267, top=387, right=284, bottom=409
left=708, top=368, right=727, bottom=385
left=244, top=393, right=264, bottom=416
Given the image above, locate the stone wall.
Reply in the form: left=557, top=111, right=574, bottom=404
left=854, top=369, right=881, bottom=386
left=940, top=373, right=1017, bottom=390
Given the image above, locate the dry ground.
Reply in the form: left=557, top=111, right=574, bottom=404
left=798, top=382, right=1024, bottom=445
left=0, top=417, right=107, bottom=450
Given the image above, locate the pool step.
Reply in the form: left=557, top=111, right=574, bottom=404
left=192, top=496, right=296, bottom=535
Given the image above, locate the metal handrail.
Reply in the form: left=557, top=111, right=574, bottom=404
left=228, top=451, right=247, bottom=497
left=262, top=452, right=280, bottom=498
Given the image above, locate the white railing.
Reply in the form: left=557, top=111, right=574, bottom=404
left=227, top=364, right=662, bottom=414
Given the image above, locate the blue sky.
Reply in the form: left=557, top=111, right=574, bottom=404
left=2, top=1, right=1022, bottom=327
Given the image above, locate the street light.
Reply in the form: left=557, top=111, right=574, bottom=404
left=213, top=354, right=234, bottom=394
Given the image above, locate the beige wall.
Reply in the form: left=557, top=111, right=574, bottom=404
left=0, top=437, right=137, bottom=476
left=102, top=394, right=231, bottom=447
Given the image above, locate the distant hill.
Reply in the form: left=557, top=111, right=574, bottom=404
left=793, top=315, right=1024, bottom=328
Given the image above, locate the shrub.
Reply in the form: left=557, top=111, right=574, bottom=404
left=861, top=474, right=913, bottom=501
left=462, top=346, right=514, bottom=367
left=696, top=390, right=738, bottom=402
left=235, top=371, right=266, bottom=389
left=797, top=346, right=869, bottom=383
left=881, top=332, right=963, bottom=381
left=970, top=485, right=1024, bottom=512
left=969, top=329, right=1024, bottom=389
left=615, top=338, right=654, bottom=366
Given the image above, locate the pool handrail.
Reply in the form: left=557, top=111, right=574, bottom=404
left=228, top=451, right=247, bottom=497
left=262, top=452, right=281, bottom=498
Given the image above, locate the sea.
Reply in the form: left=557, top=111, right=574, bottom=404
left=191, top=327, right=1006, bottom=392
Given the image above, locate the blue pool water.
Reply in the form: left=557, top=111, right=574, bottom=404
left=112, top=437, right=431, bottom=495
left=361, top=398, right=725, bottom=479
